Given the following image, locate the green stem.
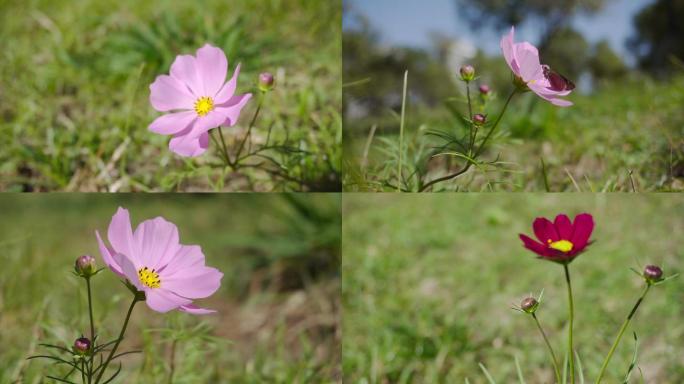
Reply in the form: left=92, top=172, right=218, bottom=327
left=210, top=129, right=231, bottom=168
left=595, top=284, right=651, bottom=383
left=564, top=264, right=575, bottom=384
left=397, top=70, right=408, bottom=192
left=234, top=93, right=264, bottom=167
left=86, top=277, right=95, bottom=384
left=465, top=82, right=475, bottom=156
left=473, top=89, right=516, bottom=159
left=94, top=295, right=139, bottom=384
left=533, top=313, right=562, bottom=384
left=217, top=127, right=232, bottom=168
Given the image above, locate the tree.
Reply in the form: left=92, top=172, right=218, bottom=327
left=589, top=40, right=627, bottom=82
left=538, top=27, right=589, bottom=81
left=629, top=0, right=684, bottom=76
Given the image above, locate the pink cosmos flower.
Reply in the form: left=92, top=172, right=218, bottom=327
left=149, top=44, right=252, bottom=157
left=501, top=27, right=574, bottom=107
left=96, top=207, right=223, bottom=314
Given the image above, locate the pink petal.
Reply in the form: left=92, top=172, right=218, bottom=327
left=215, top=93, right=252, bottom=127
left=149, top=75, right=195, bottom=112
left=132, top=217, right=180, bottom=270
left=148, top=111, right=196, bottom=135
left=145, top=289, right=191, bottom=313
left=533, top=217, right=559, bottom=243
left=116, top=252, right=144, bottom=291
left=554, top=214, right=573, bottom=240
left=96, top=230, right=124, bottom=277
left=214, top=63, right=241, bottom=105
left=162, top=266, right=223, bottom=299
left=529, top=84, right=573, bottom=107
left=170, top=54, right=203, bottom=97
left=107, top=207, right=139, bottom=264
left=513, top=42, right=542, bottom=81
left=178, top=304, right=216, bottom=315
left=195, top=44, right=228, bottom=97
left=519, top=234, right=549, bottom=257
left=571, top=213, right=594, bottom=249
left=169, top=130, right=210, bottom=157
left=501, top=26, right=520, bottom=75
left=159, top=245, right=206, bottom=276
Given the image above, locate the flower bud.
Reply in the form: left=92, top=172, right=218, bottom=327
left=459, top=65, right=475, bottom=82
left=479, top=84, right=490, bottom=95
left=644, top=265, right=663, bottom=283
left=73, top=337, right=91, bottom=355
left=75, top=255, right=96, bottom=277
left=520, top=297, right=539, bottom=314
left=258, top=72, right=275, bottom=92
left=473, top=113, right=487, bottom=125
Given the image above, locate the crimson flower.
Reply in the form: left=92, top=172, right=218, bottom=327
left=519, top=213, right=594, bottom=263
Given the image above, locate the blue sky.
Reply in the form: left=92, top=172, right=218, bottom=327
left=344, top=0, right=654, bottom=65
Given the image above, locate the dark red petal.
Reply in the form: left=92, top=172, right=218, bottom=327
left=571, top=213, right=594, bottom=249
left=519, top=234, right=548, bottom=257
left=554, top=214, right=573, bottom=239
left=533, top=217, right=559, bottom=243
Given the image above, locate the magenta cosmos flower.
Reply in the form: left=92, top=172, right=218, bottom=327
left=149, top=44, right=252, bottom=157
left=96, top=207, right=223, bottom=314
left=501, top=27, right=574, bottom=106
left=519, top=213, right=594, bottom=263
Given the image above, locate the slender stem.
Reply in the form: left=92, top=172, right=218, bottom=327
left=81, top=359, right=86, bottom=384
left=210, top=129, right=231, bottom=168
left=168, top=339, right=178, bottom=384
left=473, top=89, right=516, bottom=158
left=563, top=264, right=575, bottom=384
left=86, top=277, right=95, bottom=384
left=217, top=127, right=232, bottom=167
left=94, top=295, right=139, bottom=384
left=595, top=285, right=651, bottom=383
left=397, top=70, right=408, bottom=192
left=465, top=82, right=475, bottom=156
left=533, top=313, right=562, bottom=384
left=417, top=89, right=516, bottom=192
left=234, top=94, right=264, bottom=166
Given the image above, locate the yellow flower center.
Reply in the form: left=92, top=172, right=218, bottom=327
left=138, top=267, right=160, bottom=288
left=194, top=96, right=214, bottom=117
left=548, top=239, right=573, bottom=253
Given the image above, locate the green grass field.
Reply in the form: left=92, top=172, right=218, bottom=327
left=342, top=194, right=684, bottom=382
left=343, top=73, right=684, bottom=192
left=0, top=0, right=341, bottom=192
left=0, top=194, right=341, bottom=383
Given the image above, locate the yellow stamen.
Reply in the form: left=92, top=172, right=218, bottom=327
left=194, top=96, right=214, bottom=117
left=138, top=267, right=161, bottom=288
left=548, top=239, right=573, bottom=253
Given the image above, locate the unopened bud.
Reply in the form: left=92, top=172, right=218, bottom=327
left=73, top=337, right=91, bottom=355
left=479, top=84, right=490, bottom=94
left=258, top=72, right=275, bottom=92
left=644, top=265, right=663, bottom=283
left=473, top=113, right=487, bottom=125
left=459, top=65, right=475, bottom=82
left=75, top=255, right=96, bottom=277
left=521, top=297, right=539, bottom=314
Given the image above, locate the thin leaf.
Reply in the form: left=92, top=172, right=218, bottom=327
left=622, top=332, right=639, bottom=383
left=101, top=362, right=123, bottom=384
left=514, top=355, right=526, bottom=384
left=45, top=376, right=77, bottom=384
left=479, top=363, right=497, bottom=384
left=575, top=350, right=585, bottom=384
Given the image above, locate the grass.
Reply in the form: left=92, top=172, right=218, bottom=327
left=342, top=194, right=684, bottom=382
left=0, top=194, right=341, bottom=383
left=0, top=0, right=341, bottom=192
left=343, top=73, right=684, bottom=192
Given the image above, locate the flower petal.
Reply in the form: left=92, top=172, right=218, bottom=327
left=148, top=111, right=196, bottom=135
left=149, top=75, right=195, bottom=112
left=96, top=230, right=124, bottom=277
left=178, top=304, right=216, bottom=315
left=215, top=93, right=252, bottom=127
left=514, top=42, right=542, bottom=82
left=571, top=213, right=594, bottom=249
left=158, top=245, right=206, bottom=276
left=162, top=266, right=223, bottom=299
left=145, top=289, right=191, bottom=313
left=519, top=234, right=549, bottom=257
left=107, top=207, right=139, bottom=264
left=554, top=214, right=573, bottom=240
left=533, top=217, right=559, bottom=243
left=170, top=54, right=203, bottom=97
left=195, top=44, right=228, bottom=98
left=214, top=63, right=241, bottom=105
left=168, top=130, right=210, bottom=157
left=116, top=252, right=144, bottom=291
left=132, top=217, right=180, bottom=270
left=501, top=26, right=520, bottom=75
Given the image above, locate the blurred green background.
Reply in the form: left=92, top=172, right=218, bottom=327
left=0, top=0, right=341, bottom=192
left=0, top=193, right=341, bottom=383
left=343, top=0, right=684, bottom=191
left=342, top=194, right=683, bottom=382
